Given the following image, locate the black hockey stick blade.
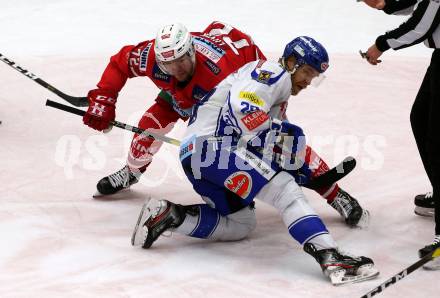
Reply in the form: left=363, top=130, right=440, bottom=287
left=0, top=52, right=89, bottom=107
left=305, top=156, right=356, bottom=190
left=45, top=99, right=181, bottom=146
left=46, top=99, right=86, bottom=117
left=360, top=248, right=440, bottom=298
left=42, top=80, right=89, bottom=107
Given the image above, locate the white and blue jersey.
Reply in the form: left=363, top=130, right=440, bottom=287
left=184, top=59, right=291, bottom=142
left=177, top=60, right=333, bottom=250
left=180, top=60, right=295, bottom=215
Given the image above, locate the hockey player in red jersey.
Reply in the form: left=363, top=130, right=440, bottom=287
left=83, top=21, right=265, bottom=191
left=82, top=21, right=368, bottom=227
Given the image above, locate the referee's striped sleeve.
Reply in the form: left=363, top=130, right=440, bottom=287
left=376, top=0, right=440, bottom=51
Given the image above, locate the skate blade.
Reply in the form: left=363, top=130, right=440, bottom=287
left=355, top=209, right=370, bottom=229
left=131, top=198, right=158, bottom=246
left=330, top=264, right=379, bottom=286
left=423, top=257, right=440, bottom=270
left=93, top=191, right=107, bottom=198
left=92, top=187, right=131, bottom=199
left=414, top=207, right=434, bottom=217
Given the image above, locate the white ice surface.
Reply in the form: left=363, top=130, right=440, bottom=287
left=1, top=1, right=439, bottom=297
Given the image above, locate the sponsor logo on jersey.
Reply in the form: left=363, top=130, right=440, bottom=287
left=194, top=44, right=221, bottom=63
left=224, top=171, right=252, bottom=199
left=140, top=43, right=152, bottom=72
left=201, top=33, right=226, bottom=46
left=172, top=100, right=192, bottom=118
left=194, top=36, right=225, bottom=55
left=193, top=36, right=225, bottom=63
left=179, top=135, right=196, bottom=161
left=152, top=64, right=171, bottom=82
left=234, top=147, right=276, bottom=180
left=204, top=59, right=221, bottom=75
left=239, top=91, right=265, bottom=107
left=240, top=110, right=269, bottom=130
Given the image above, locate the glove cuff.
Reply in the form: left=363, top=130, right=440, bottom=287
left=88, top=89, right=118, bottom=106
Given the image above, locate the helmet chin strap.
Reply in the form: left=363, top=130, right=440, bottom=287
left=292, top=64, right=300, bottom=75
left=279, top=57, right=299, bottom=75
left=157, top=61, right=170, bottom=75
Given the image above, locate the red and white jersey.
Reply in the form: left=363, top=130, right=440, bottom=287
left=96, top=21, right=265, bottom=117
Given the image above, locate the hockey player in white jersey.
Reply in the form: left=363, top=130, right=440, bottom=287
left=132, top=36, right=379, bottom=285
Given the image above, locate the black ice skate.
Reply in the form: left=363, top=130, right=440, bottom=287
left=131, top=198, right=186, bottom=249
left=304, top=243, right=379, bottom=285
left=329, top=189, right=370, bottom=228
left=420, top=235, right=440, bottom=270
left=414, top=192, right=434, bottom=217
left=94, top=165, right=140, bottom=196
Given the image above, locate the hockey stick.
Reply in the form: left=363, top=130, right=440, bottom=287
left=305, top=156, right=356, bottom=190
left=360, top=248, right=440, bottom=298
left=45, top=99, right=181, bottom=146
left=0, top=53, right=89, bottom=107
left=46, top=98, right=356, bottom=187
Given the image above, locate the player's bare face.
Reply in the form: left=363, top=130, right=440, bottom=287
left=162, top=54, right=195, bottom=82
left=291, top=64, right=320, bottom=95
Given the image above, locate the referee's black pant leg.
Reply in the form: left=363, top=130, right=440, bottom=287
left=410, top=64, right=433, bottom=183
left=426, top=50, right=440, bottom=235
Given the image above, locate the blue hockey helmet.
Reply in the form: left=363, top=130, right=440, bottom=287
left=282, top=36, right=329, bottom=73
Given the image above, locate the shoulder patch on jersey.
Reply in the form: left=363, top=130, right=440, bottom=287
left=251, top=61, right=286, bottom=86
left=251, top=59, right=286, bottom=86
left=239, top=91, right=265, bottom=107
left=139, top=43, right=152, bottom=72
left=240, top=110, right=269, bottom=130
left=257, top=70, right=273, bottom=83
left=224, top=171, right=252, bottom=199
left=193, top=36, right=225, bottom=63
left=152, top=64, right=171, bottom=82
left=204, top=59, right=221, bottom=75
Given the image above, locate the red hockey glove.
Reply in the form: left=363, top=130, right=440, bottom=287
left=83, top=89, right=117, bottom=131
